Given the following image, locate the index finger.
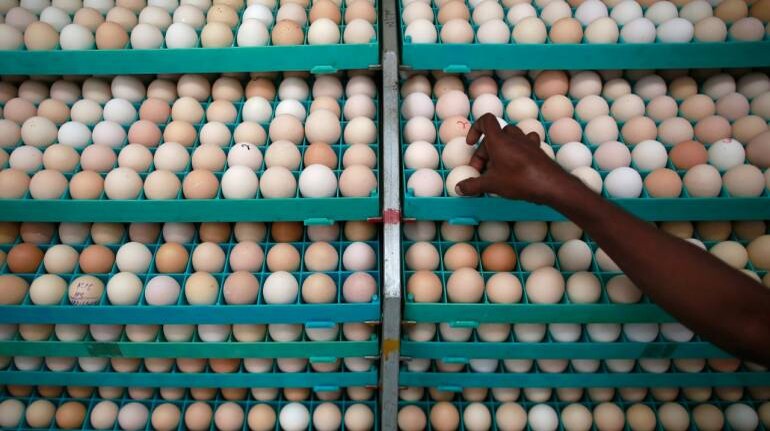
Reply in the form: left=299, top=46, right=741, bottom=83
left=466, top=113, right=504, bottom=147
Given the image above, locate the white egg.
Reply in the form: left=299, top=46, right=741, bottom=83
left=645, top=0, right=678, bottom=25
left=237, top=19, right=270, bottom=46
left=243, top=4, right=273, bottom=25
left=58, top=121, right=91, bottom=149
left=165, top=22, right=198, bottom=48
left=574, top=0, right=608, bottom=26
left=60, top=24, right=94, bottom=50
left=221, top=166, right=259, bottom=199
left=298, top=164, right=337, bottom=198
left=657, top=18, right=694, bottom=42
left=604, top=167, right=643, bottom=198
left=610, top=0, right=643, bottom=25
left=621, top=17, right=656, bottom=43
left=631, top=139, right=668, bottom=170
left=708, top=138, right=745, bottom=171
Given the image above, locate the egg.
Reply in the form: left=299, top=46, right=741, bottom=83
left=645, top=168, right=683, bottom=197
left=55, top=401, right=86, bottom=429
left=605, top=167, right=643, bottom=198
left=184, top=402, right=213, bottom=431
left=145, top=275, right=181, bottom=305
left=621, top=17, right=656, bottom=42
left=68, top=275, right=104, bottom=304
left=513, top=17, right=547, bottom=43
left=723, top=164, right=766, bottom=197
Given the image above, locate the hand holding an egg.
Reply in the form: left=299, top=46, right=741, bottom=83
left=456, top=113, right=574, bottom=204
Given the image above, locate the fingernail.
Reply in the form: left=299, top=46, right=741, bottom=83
left=455, top=184, right=463, bottom=196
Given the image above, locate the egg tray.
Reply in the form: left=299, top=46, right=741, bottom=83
left=0, top=224, right=382, bottom=324
left=0, top=95, right=381, bottom=222
left=398, top=398, right=768, bottom=431
left=0, top=391, right=380, bottom=431
left=401, top=86, right=770, bottom=222
left=0, top=358, right=378, bottom=388
left=398, top=0, right=770, bottom=71
left=400, top=225, right=768, bottom=323
left=0, top=2, right=379, bottom=74
left=399, top=362, right=770, bottom=388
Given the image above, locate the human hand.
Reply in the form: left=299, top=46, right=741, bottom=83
left=455, top=113, right=576, bottom=204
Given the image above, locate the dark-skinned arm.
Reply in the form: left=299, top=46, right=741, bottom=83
left=456, top=113, right=770, bottom=366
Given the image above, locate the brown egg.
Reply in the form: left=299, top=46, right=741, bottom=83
left=443, top=242, right=479, bottom=270
left=310, top=0, right=341, bottom=23
left=182, top=170, right=219, bottom=199
left=155, top=242, right=189, bottom=273
left=37, top=99, right=70, bottom=125
left=4, top=97, right=37, bottom=123
left=206, top=100, right=237, bottom=123
left=43, top=144, right=79, bottom=172
left=680, top=94, right=715, bottom=122
left=245, top=78, right=276, bottom=100
left=751, top=0, right=770, bottom=20
left=534, top=71, right=569, bottom=99
left=438, top=1, right=470, bottom=24
left=139, top=98, right=171, bottom=124
left=24, top=22, right=60, bottom=51
left=38, top=386, right=63, bottom=397
left=732, top=115, right=767, bottom=144
left=0, top=275, right=28, bottom=304
left=0, top=222, right=20, bottom=243
left=644, top=168, right=683, bottom=198
left=201, top=22, right=234, bottom=48
left=301, top=272, right=336, bottom=303
left=339, top=165, right=377, bottom=197
left=266, top=243, right=300, bottom=271
left=223, top=271, right=260, bottom=304
left=185, top=402, right=213, bottom=431
left=199, top=222, right=231, bottom=243
left=55, top=401, right=86, bottom=430
left=438, top=116, right=472, bottom=143
left=303, top=142, right=338, bottom=168
left=271, top=222, right=303, bottom=242
left=0, top=168, right=31, bottom=199
left=430, top=402, right=460, bottom=431
left=207, top=4, right=239, bottom=26
left=79, top=244, right=115, bottom=273
left=694, top=115, right=731, bottom=145
left=191, top=146, right=226, bottom=171
left=30, top=169, right=68, bottom=199
left=80, top=145, right=117, bottom=172
left=20, top=222, right=55, bottom=243
left=271, top=20, right=305, bottom=45
left=220, top=388, right=248, bottom=400
left=670, top=140, right=708, bottom=169
left=621, top=116, right=658, bottom=145
left=74, top=8, right=105, bottom=32
left=481, top=242, right=517, bottom=271
left=210, top=358, right=240, bottom=373
left=549, top=18, right=583, bottom=43
left=344, top=221, right=377, bottom=241
left=128, top=120, right=162, bottom=147
left=310, top=97, right=341, bottom=117
left=95, top=22, right=128, bottom=49
left=163, top=121, right=197, bottom=147
left=747, top=131, right=770, bottom=168
left=6, top=386, right=34, bottom=397
left=345, top=0, right=377, bottom=23
left=446, top=267, right=484, bottom=302
left=7, top=243, right=44, bottom=273
left=69, top=170, right=105, bottom=199
left=177, top=358, right=207, bottom=373
left=716, top=0, right=748, bottom=22
left=91, top=223, right=125, bottom=244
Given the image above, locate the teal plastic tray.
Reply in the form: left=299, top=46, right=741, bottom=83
left=0, top=3, right=379, bottom=74
left=399, top=399, right=768, bottom=431
left=0, top=223, right=381, bottom=324
left=401, top=78, right=770, bottom=222
left=400, top=368, right=770, bottom=388
left=0, top=92, right=380, bottom=223
left=401, top=225, right=766, bottom=323
left=0, top=391, right=379, bottom=431
left=399, top=0, right=770, bottom=71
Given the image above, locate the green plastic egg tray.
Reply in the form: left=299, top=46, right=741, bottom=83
left=0, top=2, right=379, bottom=74
left=401, top=222, right=768, bottom=324
left=0, top=222, right=381, bottom=324
left=399, top=360, right=770, bottom=388
left=399, top=0, right=770, bottom=71
left=0, top=357, right=378, bottom=387
left=0, top=389, right=379, bottom=430
left=399, top=397, right=769, bottom=431
left=0, top=92, right=380, bottom=222
left=401, top=76, right=770, bottom=222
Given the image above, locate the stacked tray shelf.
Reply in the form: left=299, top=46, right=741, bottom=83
left=398, top=220, right=770, bottom=388
left=401, top=72, right=770, bottom=222
left=0, top=389, right=380, bottom=430
left=399, top=0, right=770, bottom=71
left=0, top=74, right=381, bottom=222
left=0, top=2, right=379, bottom=74
left=0, top=221, right=381, bottom=389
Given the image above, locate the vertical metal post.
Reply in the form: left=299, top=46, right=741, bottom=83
left=379, top=0, right=402, bottom=427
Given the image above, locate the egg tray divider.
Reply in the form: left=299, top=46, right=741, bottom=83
left=0, top=94, right=381, bottom=223
left=0, top=2, right=380, bottom=74
left=400, top=222, right=768, bottom=323
left=0, top=223, right=382, bottom=325
left=0, top=390, right=380, bottom=431
left=401, top=83, right=770, bottom=222
left=399, top=362, right=770, bottom=388
left=0, top=358, right=378, bottom=388
left=398, top=0, right=770, bottom=71
left=399, top=398, right=769, bottom=431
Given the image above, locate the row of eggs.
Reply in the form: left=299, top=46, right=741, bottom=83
left=397, top=399, right=769, bottom=431
left=0, top=220, right=379, bottom=245
left=406, top=321, right=702, bottom=343
left=403, top=0, right=770, bottom=44
left=1, top=321, right=376, bottom=341
left=0, top=397, right=375, bottom=431
left=0, top=0, right=377, bottom=49
left=402, top=357, right=767, bottom=374
left=3, top=355, right=376, bottom=373
left=1, top=267, right=378, bottom=306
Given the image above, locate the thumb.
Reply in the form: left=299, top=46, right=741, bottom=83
left=455, top=176, right=488, bottom=196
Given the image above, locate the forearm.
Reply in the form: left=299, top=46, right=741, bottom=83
left=546, top=176, right=770, bottom=365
